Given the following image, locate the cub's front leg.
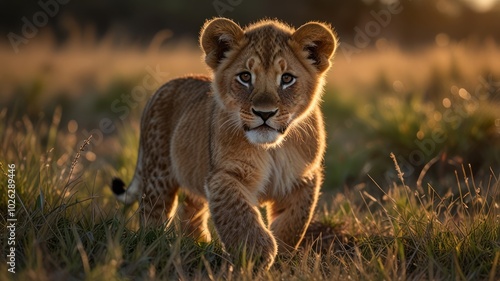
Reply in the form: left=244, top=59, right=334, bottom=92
left=205, top=161, right=277, bottom=269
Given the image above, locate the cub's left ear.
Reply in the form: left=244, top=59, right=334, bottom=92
left=291, top=22, right=337, bottom=72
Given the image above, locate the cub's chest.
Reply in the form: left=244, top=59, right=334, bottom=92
left=263, top=146, right=314, bottom=198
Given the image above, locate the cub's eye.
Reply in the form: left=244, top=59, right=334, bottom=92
left=281, top=73, right=296, bottom=89
left=236, top=72, right=252, bottom=87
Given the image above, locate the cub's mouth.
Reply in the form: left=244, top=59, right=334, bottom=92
left=242, top=122, right=288, bottom=145
left=243, top=124, right=287, bottom=134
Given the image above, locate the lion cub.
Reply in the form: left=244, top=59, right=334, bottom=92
left=112, top=17, right=337, bottom=268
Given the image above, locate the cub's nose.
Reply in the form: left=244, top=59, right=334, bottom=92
left=252, top=108, right=278, bottom=121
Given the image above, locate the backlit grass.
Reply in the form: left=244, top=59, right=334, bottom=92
left=0, top=102, right=498, bottom=280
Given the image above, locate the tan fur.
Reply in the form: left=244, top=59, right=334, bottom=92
left=114, top=18, right=337, bottom=269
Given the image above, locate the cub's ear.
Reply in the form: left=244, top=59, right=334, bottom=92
left=200, top=18, right=244, bottom=70
left=291, top=22, right=337, bottom=72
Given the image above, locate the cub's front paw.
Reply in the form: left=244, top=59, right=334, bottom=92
left=230, top=227, right=278, bottom=270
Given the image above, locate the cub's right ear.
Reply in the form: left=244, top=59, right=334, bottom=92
left=200, top=18, right=244, bottom=70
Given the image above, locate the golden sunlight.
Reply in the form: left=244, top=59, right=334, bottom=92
left=463, top=0, right=499, bottom=12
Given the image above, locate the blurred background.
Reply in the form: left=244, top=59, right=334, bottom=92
left=1, top=0, right=499, bottom=194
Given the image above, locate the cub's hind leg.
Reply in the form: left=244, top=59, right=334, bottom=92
left=177, top=193, right=211, bottom=242
left=112, top=82, right=186, bottom=228
left=139, top=145, right=180, bottom=227
left=138, top=106, right=180, bottom=227
left=140, top=174, right=179, bottom=227
left=111, top=146, right=179, bottom=227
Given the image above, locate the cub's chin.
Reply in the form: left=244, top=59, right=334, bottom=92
left=244, top=125, right=285, bottom=148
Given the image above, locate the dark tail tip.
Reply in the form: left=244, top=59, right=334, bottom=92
left=111, top=177, right=126, bottom=195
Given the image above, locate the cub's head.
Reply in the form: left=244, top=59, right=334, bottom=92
left=200, top=18, right=337, bottom=147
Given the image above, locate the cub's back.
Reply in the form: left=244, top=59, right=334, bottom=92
left=141, top=75, right=214, bottom=195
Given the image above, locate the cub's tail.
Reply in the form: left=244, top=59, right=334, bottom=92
left=111, top=177, right=141, bottom=204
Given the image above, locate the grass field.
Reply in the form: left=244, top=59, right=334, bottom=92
left=0, top=32, right=499, bottom=280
